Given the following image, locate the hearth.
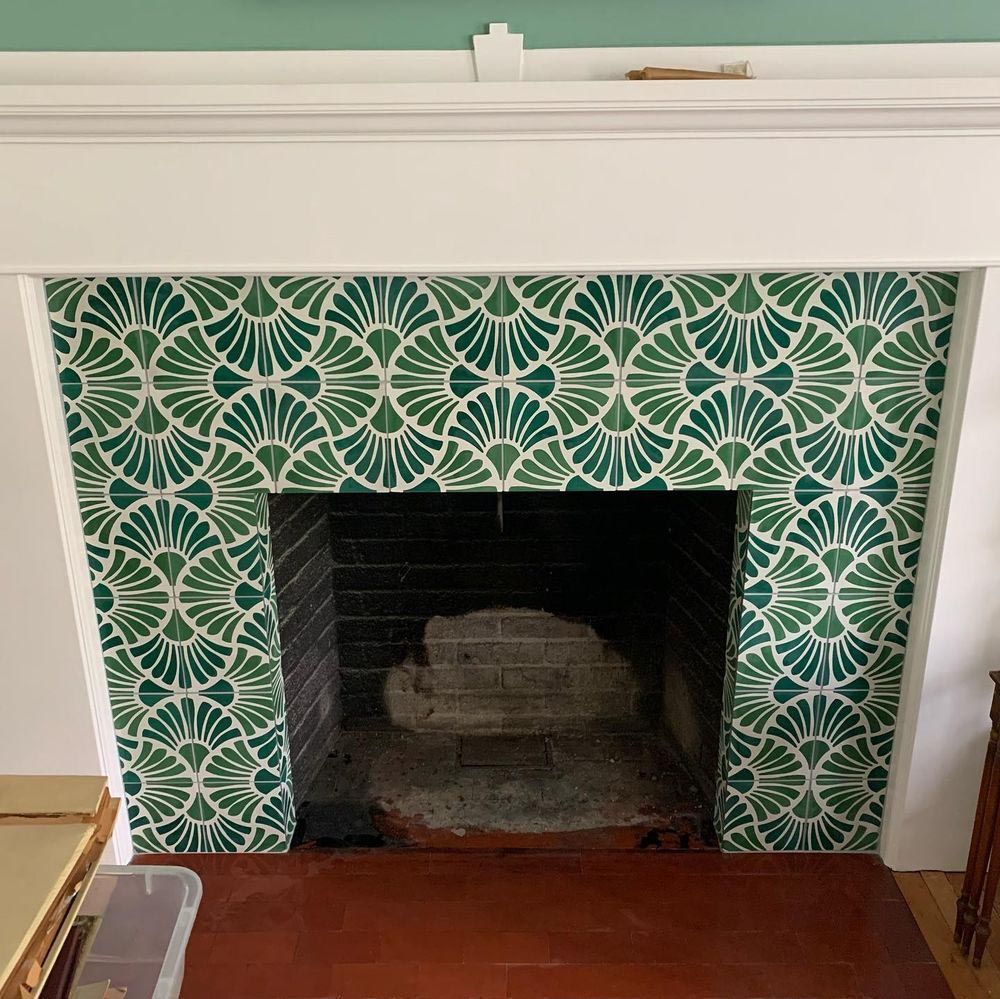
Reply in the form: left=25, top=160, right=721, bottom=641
left=269, top=491, right=735, bottom=848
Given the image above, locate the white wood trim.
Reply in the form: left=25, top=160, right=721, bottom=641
left=2, top=41, right=1000, bottom=86
left=2, top=78, right=1000, bottom=141
left=879, top=270, right=985, bottom=868
left=18, top=276, right=132, bottom=865
left=880, top=268, right=1000, bottom=871
left=473, top=23, right=524, bottom=83
left=2, top=41, right=1000, bottom=142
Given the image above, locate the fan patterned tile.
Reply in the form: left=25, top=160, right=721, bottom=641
left=46, top=271, right=958, bottom=852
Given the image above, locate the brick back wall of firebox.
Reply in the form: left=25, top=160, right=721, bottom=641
left=317, top=492, right=735, bottom=760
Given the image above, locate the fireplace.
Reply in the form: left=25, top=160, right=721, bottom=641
left=271, top=490, right=735, bottom=847
left=42, top=269, right=956, bottom=854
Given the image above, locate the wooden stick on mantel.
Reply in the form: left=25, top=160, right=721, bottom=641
left=626, top=66, right=753, bottom=81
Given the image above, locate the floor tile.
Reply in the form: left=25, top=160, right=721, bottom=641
left=294, top=930, right=380, bottom=964
left=156, top=849, right=943, bottom=999
left=206, top=930, right=297, bottom=965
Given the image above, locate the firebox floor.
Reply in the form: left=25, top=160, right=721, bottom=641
left=294, top=729, right=714, bottom=851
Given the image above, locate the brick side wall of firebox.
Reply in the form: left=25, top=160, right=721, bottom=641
left=269, top=493, right=341, bottom=805
left=661, top=495, right=734, bottom=794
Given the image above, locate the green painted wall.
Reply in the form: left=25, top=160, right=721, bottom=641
left=3, top=0, right=1000, bottom=52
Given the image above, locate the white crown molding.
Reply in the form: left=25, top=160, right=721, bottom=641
left=2, top=78, right=1000, bottom=141
left=0, top=41, right=999, bottom=141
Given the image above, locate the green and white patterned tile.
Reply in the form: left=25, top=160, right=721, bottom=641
left=385, top=309, right=491, bottom=390
left=731, top=376, right=860, bottom=492
left=70, top=448, right=158, bottom=549
left=861, top=271, right=957, bottom=383
left=115, top=693, right=201, bottom=854
left=849, top=486, right=928, bottom=558
left=505, top=374, right=621, bottom=491
left=171, top=496, right=272, bottom=652
left=87, top=502, right=174, bottom=661
left=269, top=378, right=389, bottom=492
left=48, top=276, right=192, bottom=379
left=738, top=272, right=868, bottom=383
left=722, top=777, right=868, bottom=852
left=157, top=492, right=292, bottom=847
left=149, top=276, right=308, bottom=383
left=151, top=380, right=275, bottom=491
left=193, top=778, right=295, bottom=853
left=618, top=273, right=744, bottom=381
left=863, top=317, right=951, bottom=389
left=44, top=271, right=958, bottom=853
left=396, top=275, right=507, bottom=380
left=507, top=275, right=619, bottom=386
left=720, top=779, right=816, bottom=852
left=826, top=587, right=911, bottom=687
left=55, top=348, right=162, bottom=497
left=718, top=491, right=753, bottom=778
left=821, top=638, right=904, bottom=735
left=380, top=275, right=503, bottom=491
left=197, top=701, right=288, bottom=791
left=730, top=644, right=825, bottom=748
left=834, top=490, right=923, bottom=589
left=386, top=379, right=503, bottom=492
left=735, top=494, right=852, bottom=712
left=726, top=691, right=877, bottom=853
left=617, top=379, right=735, bottom=490
left=847, top=378, right=941, bottom=492
left=722, top=692, right=819, bottom=851
left=266, top=275, right=381, bottom=383
left=178, top=638, right=283, bottom=741
left=809, top=691, right=894, bottom=852
left=551, top=274, right=629, bottom=371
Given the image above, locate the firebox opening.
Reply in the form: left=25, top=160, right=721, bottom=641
left=269, top=491, right=737, bottom=850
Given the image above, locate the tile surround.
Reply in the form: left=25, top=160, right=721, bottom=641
left=45, top=271, right=957, bottom=852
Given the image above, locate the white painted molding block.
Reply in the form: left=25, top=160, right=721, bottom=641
left=473, top=23, right=523, bottom=82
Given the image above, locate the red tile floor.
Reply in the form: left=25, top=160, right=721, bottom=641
left=136, top=851, right=951, bottom=998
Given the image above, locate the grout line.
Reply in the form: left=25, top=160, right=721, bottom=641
left=500, top=273, right=509, bottom=494
left=136, top=276, right=201, bottom=794
left=807, top=269, right=867, bottom=826
left=729, top=272, right=749, bottom=493
left=612, top=272, right=630, bottom=493
left=259, top=276, right=280, bottom=493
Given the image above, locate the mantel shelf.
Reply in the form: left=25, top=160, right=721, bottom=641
left=2, top=49, right=1000, bottom=140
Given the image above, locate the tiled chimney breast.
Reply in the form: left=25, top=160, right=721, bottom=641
left=46, top=271, right=956, bottom=853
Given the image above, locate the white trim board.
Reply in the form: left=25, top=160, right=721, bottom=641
left=0, top=275, right=131, bottom=863
left=5, top=78, right=1000, bottom=142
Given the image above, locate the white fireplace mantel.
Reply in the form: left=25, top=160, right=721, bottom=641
left=4, top=77, right=1000, bottom=141
left=2, top=40, right=1000, bottom=867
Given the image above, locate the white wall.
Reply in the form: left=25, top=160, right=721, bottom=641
left=0, top=276, right=104, bottom=773
left=882, top=269, right=1000, bottom=871
left=0, top=276, right=130, bottom=860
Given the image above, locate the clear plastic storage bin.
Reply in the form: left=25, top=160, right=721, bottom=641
left=75, top=865, right=202, bottom=999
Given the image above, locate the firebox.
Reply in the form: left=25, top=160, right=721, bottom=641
left=270, top=490, right=735, bottom=848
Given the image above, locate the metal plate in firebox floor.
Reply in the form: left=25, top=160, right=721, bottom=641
left=459, top=734, right=551, bottom=768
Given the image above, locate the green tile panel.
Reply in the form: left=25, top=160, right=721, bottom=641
left=45, top=271, right=956, bottom=852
